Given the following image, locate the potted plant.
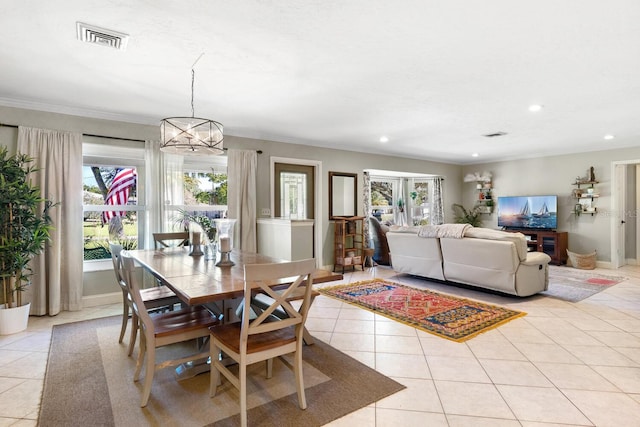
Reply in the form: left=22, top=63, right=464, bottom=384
left=451, top=203, right=482, bottom=227
left=0, top=147, right=54, bottom=334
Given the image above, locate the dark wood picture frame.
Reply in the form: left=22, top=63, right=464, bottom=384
left=329, top=171, right=357, bottom=219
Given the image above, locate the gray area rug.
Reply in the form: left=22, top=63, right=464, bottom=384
left=40, top=316, right=404, bottom=427
left=544, top=266, right=627, bottom=302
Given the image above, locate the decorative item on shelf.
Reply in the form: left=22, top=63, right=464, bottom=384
left=160, top=53, right=224, bottom=156
left=572, top=168, right=599, bottom=216
left=463, top=171, right=492, bottom=183
left=214, top=218, right=236, bottom=267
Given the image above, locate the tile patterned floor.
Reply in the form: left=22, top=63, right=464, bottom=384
left=1, top=265, right=639, bottom=426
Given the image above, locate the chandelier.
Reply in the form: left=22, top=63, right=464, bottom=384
left=160, top=60, right=223, bottom=155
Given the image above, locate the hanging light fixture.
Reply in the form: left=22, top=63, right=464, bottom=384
left=160, top=54, right=223, bottom=155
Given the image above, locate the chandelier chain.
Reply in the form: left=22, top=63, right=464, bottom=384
left=191, top=68, right=195, bottom=118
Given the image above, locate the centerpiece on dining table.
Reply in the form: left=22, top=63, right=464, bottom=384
left=176, top=210, right=218, bottom=260
left=213, top=219, right=236, bottom=267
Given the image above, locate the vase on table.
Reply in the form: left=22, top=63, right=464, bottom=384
left=214, top=219, right=237, bottom=267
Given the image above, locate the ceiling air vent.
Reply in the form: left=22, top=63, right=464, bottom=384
left=483, top=131, right=507, bottom=138
left=76, top=22, right=129, bottom=50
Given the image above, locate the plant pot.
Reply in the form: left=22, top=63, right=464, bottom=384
left=0, top=302, right=30, bottom=335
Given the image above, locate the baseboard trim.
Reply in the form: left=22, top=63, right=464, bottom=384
left=82, top=292, right=120, bottom=308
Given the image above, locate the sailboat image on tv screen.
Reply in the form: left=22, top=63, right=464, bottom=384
left=517, top=202, right=530, bottom=219
left=532, top=202, right=550, bottom=218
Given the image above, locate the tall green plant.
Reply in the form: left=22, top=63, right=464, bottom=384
left=451, top=203, right=482, bottom=227
left=0, top=147, right=54, bottom=307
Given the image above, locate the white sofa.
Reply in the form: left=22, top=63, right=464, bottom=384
left=386, top=225, right=551, bottom=297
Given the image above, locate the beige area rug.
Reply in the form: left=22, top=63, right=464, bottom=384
left=39, top=316, right=404, bottom=427
left=544, top=265, right=627, bottom=302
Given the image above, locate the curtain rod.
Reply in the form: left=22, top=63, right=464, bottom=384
left=0, top=123, right=262, bottom=154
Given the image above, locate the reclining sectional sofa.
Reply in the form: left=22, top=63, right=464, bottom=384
left=386, top=224, right=551, bottom=297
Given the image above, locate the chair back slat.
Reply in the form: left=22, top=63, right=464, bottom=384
left=153, top=232, right=189, bottom=249
left=121, top=251, right=155, bottom=335
left=109, top=243, right=127, bottom=291
left=241, top=259, right=315, bottom=345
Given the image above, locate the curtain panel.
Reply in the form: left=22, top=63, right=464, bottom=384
left=227, top=149, right=257, bottom=252
left=362, top=171, right=371, bottom=246
left=17, top=127, right=83, bottom=315
left=144, top=141, right=184, bottom=248
left=431, top=177, right=445, bottom=225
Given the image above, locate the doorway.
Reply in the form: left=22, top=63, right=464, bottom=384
left=273, top=163, right=315, bottom=219
left=270, top=157, right=322, bottom=266
left=611, top=160, right=640, bottom=268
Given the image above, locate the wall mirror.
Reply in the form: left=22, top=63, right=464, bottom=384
left=329, top=172, right=357, bottom=219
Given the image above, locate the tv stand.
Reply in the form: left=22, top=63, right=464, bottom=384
left=505, top=229, right=568, bottom=265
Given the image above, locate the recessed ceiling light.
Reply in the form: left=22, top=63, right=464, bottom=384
left=471, top=153, right=479, bottom=157
left=528, top=104, right=543, bottom=112
left=604, top=134, right=615, bottom=140
left=379, top=136, right=389, bottom=143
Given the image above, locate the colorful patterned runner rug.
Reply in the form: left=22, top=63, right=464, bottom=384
left=319, top=279, right=526, bottom=342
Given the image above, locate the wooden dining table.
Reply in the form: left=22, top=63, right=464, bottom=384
left=127, top=247, right=343, bottom=318
left=127, top=247, right=343, bottom=379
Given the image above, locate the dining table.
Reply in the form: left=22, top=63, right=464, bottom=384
left=127, top=247, right=342, bottom=305
left=126, top=247, right=343, bottom=378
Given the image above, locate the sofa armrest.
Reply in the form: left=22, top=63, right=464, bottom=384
left=521, top=252, right=551, bottom=266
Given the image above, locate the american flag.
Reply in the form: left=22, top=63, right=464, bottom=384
left=102, top=168, right=137, bottom=224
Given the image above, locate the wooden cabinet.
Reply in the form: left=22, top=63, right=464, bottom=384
left=333, top=216, right=365, bottom=272
left=508, top=229, right=568, bottom=265
left=572, top=180, right=599, bottom=215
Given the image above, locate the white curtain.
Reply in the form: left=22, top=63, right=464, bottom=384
left=144, top=141, right=183, bottom=248
left=227, top=149, right=257, bottom=252
left=17, top=127, right=83, bottom=315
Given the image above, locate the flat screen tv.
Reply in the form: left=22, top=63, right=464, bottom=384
left=497, top=195, right=558, bottom=230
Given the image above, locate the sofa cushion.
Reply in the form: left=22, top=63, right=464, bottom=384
left=464, top=227, right=528, bottom=262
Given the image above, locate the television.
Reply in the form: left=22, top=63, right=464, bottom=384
left=497, top=195, right=558, bottom=230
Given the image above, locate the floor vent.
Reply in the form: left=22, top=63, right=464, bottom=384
left=76, top=22, right=129, bottom=50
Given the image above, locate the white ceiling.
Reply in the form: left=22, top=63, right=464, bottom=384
left=2, top=1, right=639, bottom=164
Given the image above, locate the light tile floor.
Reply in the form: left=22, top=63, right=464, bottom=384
left=0, top=265, right=639, bottom=426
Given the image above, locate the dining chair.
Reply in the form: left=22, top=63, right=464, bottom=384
left=152, top=231, right=189, bottom=249
left=109, top=243, right=181, bottom=356
left=120, top=251, right=220, bottom=407
left=249, top=286, right=320, bottom=345
left=209, top=258, right=316, bottom=427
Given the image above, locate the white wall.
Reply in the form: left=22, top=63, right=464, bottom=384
left=463, top=147, right=640, bottom=265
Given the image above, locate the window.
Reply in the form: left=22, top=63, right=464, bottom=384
left=370, top=177, right=401, bottom=223
left=83, top=142, right=146, bottom=262
left=83, top=164, right=144, bottom=261
left=369, top=174, right=433, bottom=226
left=164, top=156, right=228, bottom=232
left=408, top=178, right=430, bottom=226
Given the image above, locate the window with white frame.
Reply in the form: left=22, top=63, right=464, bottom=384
left=370, top=176, right=401, bottom=223
left=369, top=174, right=433, bottom=226
left=164, top=156, right=228, bottom=233
left=83, top=143, right=146, bottom=261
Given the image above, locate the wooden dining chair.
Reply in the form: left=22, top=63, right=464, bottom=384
left=209, top=258, right=316, bottom=427
left=152, top=231, right=189, bottom=249
left=120, top=251, right=220, bottom=407
left=109, top=243, right=181, bottom=356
